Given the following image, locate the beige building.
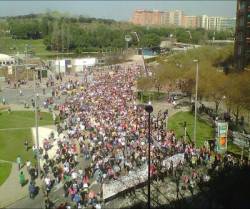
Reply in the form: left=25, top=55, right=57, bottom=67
left=131, top=10, right=162, bottom=25
left=169, top=10, right=184, bottom=26
left=182, top=16, right=198, bottom=28
left=131, top=9, right=235, bottom=31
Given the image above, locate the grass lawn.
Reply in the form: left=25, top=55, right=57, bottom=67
left=0, top=37, right=56, bottom=57
left=0, top=163, right=12, bottom=186
left=227, top=142, right=249, bottom=158
left=168, top=111, right=214, bottom=147
left=0, top=111, right=53, bottom=129
left=0, top=111, right=53, bottom=162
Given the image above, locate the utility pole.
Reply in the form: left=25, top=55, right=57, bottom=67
left=145, top=104, right=153, bottom=209
left=25, top=44, right=28, bottom=81
left=193, top=60, right=199, bottom=147
left=33, top=70, right=40, bottom=177
left=184, top=121, right=187, bottom=141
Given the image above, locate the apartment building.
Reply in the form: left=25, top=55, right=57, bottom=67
left=169, top=10, right=184, bottom=27
left=131, top=10, right=162, bottom=25
left=131, top=9, right=235, bottom=31
left=221, top=17, right=236, bottom=31
left=234, top=0, right=250, bottom=70
left=131, top=9, right=183, bottom=27
left=182, top=16, right=199, bottom=28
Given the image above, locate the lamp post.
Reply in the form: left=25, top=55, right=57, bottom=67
left=145, top=103, right=153, bottom=209
left=125, top=34, right=132, bottom=52
left=193, top=59, right=199, bottom=147
left=33, top=69, right=40, bottom=177
left=184, top=121, right=187, bottom=141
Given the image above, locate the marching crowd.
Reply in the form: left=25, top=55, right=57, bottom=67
left=16, top=63, right=247, bottom=209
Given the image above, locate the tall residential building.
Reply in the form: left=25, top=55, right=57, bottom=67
left=200, top=15, right=209, bottom=29
left=208, top=16, right=222, bottom=31
left=160, top=11, right=170, bottom=25
left=169, top=10, right=184, bottom=27
left=131, top=10, right=163, bottom=25
left=220, top=17, right=236, bottom=31
left=182, top=16, right=198, bottom=28
left=131, top=9, right=235, bottom=31
left=234, top=0, right=250, bottom=70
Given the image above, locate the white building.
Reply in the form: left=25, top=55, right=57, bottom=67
left=73, top=58, right=97, bottom=72
left=0, top=54, right=16, bottom=66
left=50, top=59, right=67, bottom=74
left=220, top=17, right=236, bottom=31
left=200, top=15, right=209, bottom=30
left=208, top=16, right=222, bottom=31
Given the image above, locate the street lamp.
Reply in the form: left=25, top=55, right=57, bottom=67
left=145, top=103, right=153, bottom=209
left=193, top=59, right=199, bottom=147
left=124, top=34, right=132, bottom=51
left=33, top=69, right=40, bottom=177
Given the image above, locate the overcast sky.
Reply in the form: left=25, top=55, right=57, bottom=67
left=0, top=1, right=237, bottom=20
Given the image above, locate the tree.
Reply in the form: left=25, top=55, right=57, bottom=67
left=199, top=70, right=227, bottom=114
left=224, top=71, right=250, bottom=126
left=140, top=33, right=161, bottom=48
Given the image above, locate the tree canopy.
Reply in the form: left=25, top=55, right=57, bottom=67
left=2, top=12, right=235, bottom=53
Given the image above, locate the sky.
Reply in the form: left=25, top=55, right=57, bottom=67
left=0, top=1, right=237, bottom=21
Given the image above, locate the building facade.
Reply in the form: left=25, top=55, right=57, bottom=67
left=131, top=10, right=162, bottom=25
left=221, top=17, right=236, bottom=31
left=207, top=16, right=222, bottom=31
left=131, top=9, right=236, bottom=32
left=235, top=0, right=250, bottom=70
left=182, top=15, right=198, bottom=28
left=131, top=10, right=184, bottom=27
left=169, top=10, right=184, bottom=27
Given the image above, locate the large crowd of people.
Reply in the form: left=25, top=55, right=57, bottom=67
left=16, top=63, right=248, bottom=209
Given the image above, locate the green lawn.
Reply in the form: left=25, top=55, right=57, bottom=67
left=0, top=37, right=56, bottom=57
left=0, top=163, right=12, bottom=186
left=227, top=142, right=249, bottom=158
left=0, top=111, right=53, bottom=129
left=168, top=111, right=214, bottom=147
left=0, top=111, right=53, bottom=162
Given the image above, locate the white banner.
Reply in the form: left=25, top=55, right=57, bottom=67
left=103, top=153, right=184, bottom=200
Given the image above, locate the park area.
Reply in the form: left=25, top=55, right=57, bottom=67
left=168, top=111, right=214, bottom=147
left=168, top=111, right=247, bottom=157
left=0, top=111, right=53, bottom=184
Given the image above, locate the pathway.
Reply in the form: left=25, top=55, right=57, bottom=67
left=0, top=162, right=29, bottom=208
left=0, top=125, right=58, bottom=208
left=31, top=126, right=60, bottom=168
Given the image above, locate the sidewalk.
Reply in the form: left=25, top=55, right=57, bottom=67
left=31, top=126, right=62, bottom=168
left=0, top=162, right=30, bottom=208
left=0, top=126, right=58, bottom=208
